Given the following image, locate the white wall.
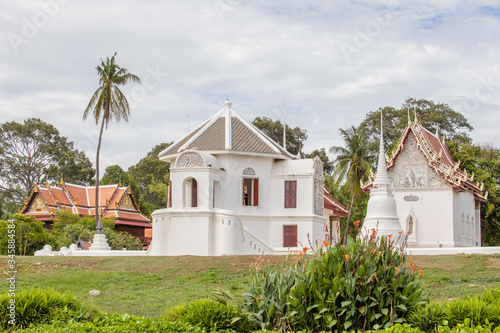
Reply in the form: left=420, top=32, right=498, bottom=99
left=393, top=189, right=455, bottom=247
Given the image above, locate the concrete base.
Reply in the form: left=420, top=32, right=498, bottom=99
left=89, top=233, right=111, bottom=251
left=407, top=246, right=500, bottom=256
left=34, top=243, right=146, bottom=256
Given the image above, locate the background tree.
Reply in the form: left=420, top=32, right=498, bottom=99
left=83, top=52, right=140, bottom=234
left=330, top=126, right=376, bottom=244
left=44, top=149, right=95, bottom=186
left=359, top=98, right=473, bottom=154
left=49, top=211, right=142, bottom=250
left=446, top=142, right=500, bottom=246
left=0, top=118, right=94, bottom=214
left=303, top=148, right=334, bottom=174
left=0, top=214, right=51, bottom=255
left=100, top=165, right=149, bottom=216
left=252, top=116, right=307, bottom=155
left=128, top=142, right=172, bottom=213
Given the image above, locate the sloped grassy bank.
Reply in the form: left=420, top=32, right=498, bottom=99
left=1, top=236, right=499, bottom=332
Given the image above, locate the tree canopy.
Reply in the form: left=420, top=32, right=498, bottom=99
left=128, top=142, right=172, bottom=213
left=0, top=118, right=94, bottom=215
left=359, top=98, right=474, bottom=153
left=252, top=116, right=307, bottom=156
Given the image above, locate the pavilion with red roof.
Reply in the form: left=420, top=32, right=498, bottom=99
left=21, top=178, right=152, bottom=247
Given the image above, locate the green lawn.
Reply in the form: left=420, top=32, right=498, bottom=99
left=2, top=254, right=499, bottom=318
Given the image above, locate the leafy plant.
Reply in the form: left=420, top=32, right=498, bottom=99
left=227, top=234, right=426, bottom=332
left=287, top=235, right=426, bottom=332
left=0, top=288, right=97, bottom=330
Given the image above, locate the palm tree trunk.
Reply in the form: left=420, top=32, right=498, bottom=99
left=95, top=116, right=105, bottom=234
left=343, top=192, right=355, bottom=245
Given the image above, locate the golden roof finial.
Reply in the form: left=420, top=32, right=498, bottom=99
left=59, top=173, right=64, bottom=186
left=119, top=175, right=122, bottom=187
left=413, top=106, right=418, bottom=123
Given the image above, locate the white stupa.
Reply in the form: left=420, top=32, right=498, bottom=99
left=362, top=111, right=403, bottom=238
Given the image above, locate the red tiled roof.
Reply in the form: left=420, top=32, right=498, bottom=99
left=323, top=188, right=348, bottom=217
left=21, top=182, right=151, bottom=223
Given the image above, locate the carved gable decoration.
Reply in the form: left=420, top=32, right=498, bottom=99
left=177, top=152, right=204, bottom=168
left=27, top=194, right=47, bottom=213
left=313, top=156, right=323, bottom=178
left=120, top=194, right=135, bottom=209
left=314, top=179, right=324, bottom=216
left=242, top=167, right=255, bottom=175
left=388, top=132, right=447, bottom=190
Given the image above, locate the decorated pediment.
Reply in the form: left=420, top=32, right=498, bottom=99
left=388, top=132, right=448, bottom=190
left=120, top=194, right=135, bottom=209
left=177, top=152, right=204, bottom=168
left=26, top=194, right=49, bottom=213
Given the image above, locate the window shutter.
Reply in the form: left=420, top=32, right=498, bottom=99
left=283, top=225, right=297, bottom=247
left=253, top=178, right=259, bottom=206
left=285, top=180, right=297, bottom=208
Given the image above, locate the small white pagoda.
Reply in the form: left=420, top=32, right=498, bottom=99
left=362, top=112, right=404, bottom=238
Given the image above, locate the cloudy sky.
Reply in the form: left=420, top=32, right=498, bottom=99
left=1, top=0, right=499, bottom=173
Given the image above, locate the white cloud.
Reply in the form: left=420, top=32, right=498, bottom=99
left=0, top=0, right=499, bottom=173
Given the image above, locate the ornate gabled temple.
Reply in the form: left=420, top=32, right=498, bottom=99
left=147, top=100, right=347, bottom=256
left=363, top=114, right=485, bottom=248
left=21, top=179, right=152, bottom=246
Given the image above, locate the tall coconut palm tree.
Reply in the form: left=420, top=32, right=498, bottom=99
left=83, top=52, right=140, bottom=235
left=330, top=126, right=376, bottom=245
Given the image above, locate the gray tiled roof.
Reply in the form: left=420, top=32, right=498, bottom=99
left=186, top=117, right=225, bottom=151
left=231, top=118, right=275, bottom=154
left=159, top=102, right=294, bottom=159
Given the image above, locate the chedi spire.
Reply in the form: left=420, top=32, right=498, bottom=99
left=362, top=111, right=403, bottom=240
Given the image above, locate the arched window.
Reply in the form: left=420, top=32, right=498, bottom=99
left=183, top=177, right=198, bottom=208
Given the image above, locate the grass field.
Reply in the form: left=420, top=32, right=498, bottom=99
left=2, top=253, right=499, bottom=318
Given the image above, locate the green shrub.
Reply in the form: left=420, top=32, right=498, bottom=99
left=447, top=297, right=500, bottom=328
left=407, top=300, right=447, bottom=331
left=0, top=288, right=97, bottom=330
left=228, top=235, right=426, bottom=332
left=287, top=236, right=426, bottom=332
left=16, top=314, right=212, bottom=333
left=164, top=298, right=239, bottom=331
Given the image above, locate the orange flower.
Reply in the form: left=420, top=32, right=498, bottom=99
left=303, top=247, right=308, bottom=252
left=387, top=234, right=393, bottom=238
left=408, top=262, right=412, bottom=267
left=323, top=241, right=329, bottom=247
left=418, top=269, right=423, bottom=277
left=344, top=254, right=350, bottom=261
left=371, top=249, right=376, bottom=254
left=354, top=220, right=360, bottom=228
left=395, top=267, right=398, bottom=272
left=398, top=231, right=402, bottom=235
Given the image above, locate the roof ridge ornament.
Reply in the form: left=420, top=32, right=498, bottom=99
left=407, top=108, right=411, bottom=125
left=414, top=106, right=418, bottom=123
left=224, top=99, right=232, bottom=150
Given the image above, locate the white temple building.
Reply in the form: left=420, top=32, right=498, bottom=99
left=363, top=115, right=485, bottom=248
left=147, top=100, right=347, bottom=256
